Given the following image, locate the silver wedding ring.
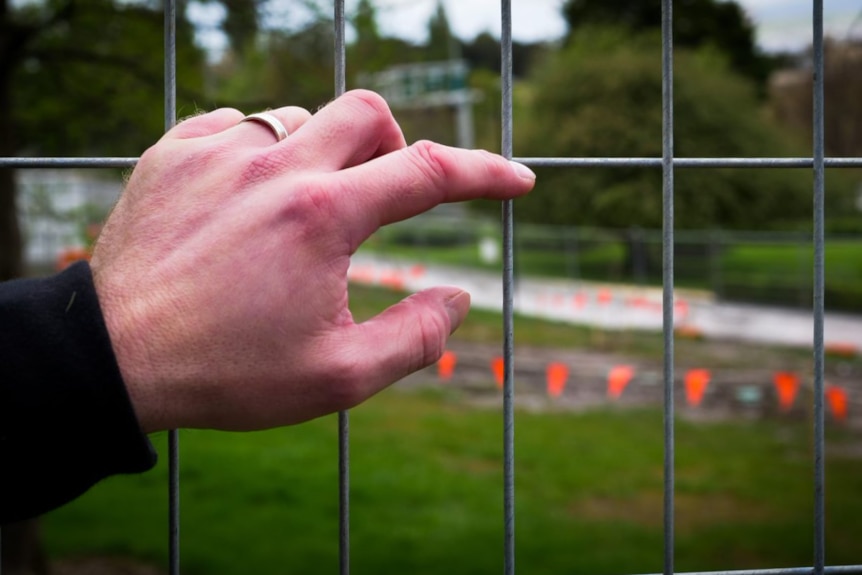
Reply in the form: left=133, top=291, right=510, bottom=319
left=240, top=112, right=289, bottom=142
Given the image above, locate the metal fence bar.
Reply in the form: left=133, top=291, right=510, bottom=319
left=333, top=2, right=349, bottom=574
left=163, top=2, right=180, bottom=574
left=660, top=1, right=675, bottom=574
left=631, top=566, right=862, bottom=575
left=517, top=158, right=862, bottom=168
left=5, top=156, right=862, bottom=170
left=500, top=1, right=516, bottom=574
left=811, top=1, right=826, bottom=573
left=0, top=158, right=139, bottom=168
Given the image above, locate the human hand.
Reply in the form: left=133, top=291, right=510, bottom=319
left=91, top=90, right=535, bottom=433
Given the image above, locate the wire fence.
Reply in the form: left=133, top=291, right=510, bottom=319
left=1, top=1, right=862, bottom=575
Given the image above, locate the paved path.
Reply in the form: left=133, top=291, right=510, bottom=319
left=349, top=253, right=862, bottom=352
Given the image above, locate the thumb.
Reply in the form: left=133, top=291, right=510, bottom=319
left=345, top=287, right=470, bottom=398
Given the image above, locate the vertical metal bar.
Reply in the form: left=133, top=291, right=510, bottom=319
left=164, top=1, right=179, bottom=574
left=661, top=1, right=675, bottom=574
left=333, top=2, right=348, bottom=574
left=500, top=1, right=515, bottom=574
left=811, top=0, right=826, bottom=573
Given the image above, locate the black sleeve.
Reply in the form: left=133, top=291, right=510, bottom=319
left=0, top=261, right=157, bottom=524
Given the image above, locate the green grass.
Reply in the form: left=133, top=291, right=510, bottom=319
left=41, top=285, right=860, bottom=572
left=43, top=388, right=862, bottom=574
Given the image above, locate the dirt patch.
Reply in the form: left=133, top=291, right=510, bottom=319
left=399, top=339, right=862, bottom=430
left=569, top=491, right=779, bottom=532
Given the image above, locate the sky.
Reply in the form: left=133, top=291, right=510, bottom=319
left=370, top=0, right=860, bottom=52
left=187, top=0, right=861, bottom=56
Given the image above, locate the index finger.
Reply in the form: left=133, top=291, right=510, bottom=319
left=328, top=140, right=536, bottom=250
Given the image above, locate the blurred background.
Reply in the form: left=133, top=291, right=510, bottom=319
left=2, top=1, right=861, bottom=574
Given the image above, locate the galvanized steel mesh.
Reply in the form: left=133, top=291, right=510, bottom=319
left=1, top=1, right=861, bottom=575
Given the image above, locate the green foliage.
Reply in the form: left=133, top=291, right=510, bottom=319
left=11, top=0, right=207, bottom=157
left=212, top=20, right=337, bottom=112
left=506, top=27, right=846, bottom=231
left=348, top=0, right=417, bottom=76
left=562, top=0, right=772, bottom=90
left=426, top=0, right=454, bottom=61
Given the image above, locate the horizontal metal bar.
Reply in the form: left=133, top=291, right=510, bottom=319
left=4, top=156, right=862, bottom=170
left=0, top=158, right=138, bottom=168
left=4, top=157, right=862, bottom=171
left=629, top=566, right=862, bottom=575
left=517, top=157, right=862, bottom=168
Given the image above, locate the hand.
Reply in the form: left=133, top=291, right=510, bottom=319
left=90, top=90, right=535, bottom=433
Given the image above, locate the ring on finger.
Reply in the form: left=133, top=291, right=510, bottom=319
left=240, top=112, right=289, bottom=142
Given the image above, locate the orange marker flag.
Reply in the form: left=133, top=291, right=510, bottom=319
left=546, top=362, right=569, bottom=398
left=607, top=365, right=635, bottom=399
left=437, top=350, right=457, bottom=382
left=773, top=371, right=800, bottom=412
left=597, top=288, right=613, bottom=305
left=826, top=385, right=849, bottom=422
left=685, top=369, right=711, bottom=407
left=491, top=356, right=505, bottom=389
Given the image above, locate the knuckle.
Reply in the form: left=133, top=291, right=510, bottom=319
left=323, top=356, right=368, bottom=410
left=285, top=179, right=340, bottom=221
left=415, top=309, right=448, bottom=369
left=406, top=140, right=452, bottom=186
left=276, top=179, right=343, bottom=243
left=343, top=89, right=392, bottom=118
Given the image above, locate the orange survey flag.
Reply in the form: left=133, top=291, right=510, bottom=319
left=597, top=288, right=613, bottom=305
left=607, top=365, right=635, bottom=399
left=826, top=385, right=849, bottom=422
left=491, top=357, right=505, bottom=389
left=685, top=369, right=711, bottom=407
left=437, top=350, right=457, bottom=382
left=546, top=362, right=569, bottom=398
left=773, top=372, right=800, bottom=412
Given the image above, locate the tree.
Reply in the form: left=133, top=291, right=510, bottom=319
left=220, top=0, right=259, bottom=55
left=1, top=0, right=207, bottom=279
left=347, top=0, right=413, bottom=75
left=212, top=20, right=337, bottom=112
left=770, top=40, right=862, bottom=158
left=562, top=0, right=773, bottom=92
left=503, top=27, right=840, bottom=232
left=426, top=0, right=457, bottom=61
left=461, top=30, right=548, bottom=78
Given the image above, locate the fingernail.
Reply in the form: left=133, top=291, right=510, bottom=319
left=444, top=290, right=471, bottom=335
left=509, top=160, right=536, bottom=181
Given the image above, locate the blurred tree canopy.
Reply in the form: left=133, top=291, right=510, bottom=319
left=1, top=0, right=207, bottom=279
left=10, top=1, right=206, bottom=157
left=562, top=0, right=775, bottom=93
left=498, top=27, right=854, bottom=231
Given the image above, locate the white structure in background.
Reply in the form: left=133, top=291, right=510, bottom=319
left=16, top=170, right=122, bottom=270
left=358, top=60, right=481, bottom=149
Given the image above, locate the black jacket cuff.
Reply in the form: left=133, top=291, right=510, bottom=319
left=0, top=262, right=157, bottom=524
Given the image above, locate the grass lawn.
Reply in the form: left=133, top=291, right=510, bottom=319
left=43, top=388, right=862, bottom=575
left=41, top=285, right=861, bottom=573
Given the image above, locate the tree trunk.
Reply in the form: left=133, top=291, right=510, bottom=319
left=0, top=0, right=23, bottom=281
left=1, top=5, right=48, bottom=575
